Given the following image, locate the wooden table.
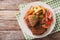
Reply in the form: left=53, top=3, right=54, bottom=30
left=0, top=0, right=60, bottom=40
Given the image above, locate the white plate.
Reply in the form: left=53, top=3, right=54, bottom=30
left=19, top=1, right=56, bottom=38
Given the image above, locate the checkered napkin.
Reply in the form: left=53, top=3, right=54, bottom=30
left=16, top=0, right=60, bottom=40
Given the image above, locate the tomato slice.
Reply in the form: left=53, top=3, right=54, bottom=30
left=46, top=17, right=53, bottom=28
left=46, top=20, right=51, bottom=26
left=42, top=20, right=51, bottom=29
left=45, top=10, right=52, bottom=19
left=42, top=17, right=53, bottom=29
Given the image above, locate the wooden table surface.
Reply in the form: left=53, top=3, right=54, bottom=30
left=0, top=0, right=60, bottom=40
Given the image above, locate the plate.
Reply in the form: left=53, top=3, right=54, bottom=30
left=19, top=1, right=56, bottom=38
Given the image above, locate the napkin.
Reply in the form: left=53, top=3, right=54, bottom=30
left=16, top=0, right=60, bottom=40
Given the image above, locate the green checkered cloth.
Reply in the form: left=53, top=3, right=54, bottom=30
left=16, top=0, right=60, bottom=40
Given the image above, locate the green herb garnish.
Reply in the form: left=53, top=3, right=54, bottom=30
left=32, top=16, right=37, bottom=20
